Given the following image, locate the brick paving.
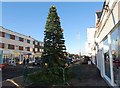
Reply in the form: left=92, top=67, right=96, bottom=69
left=1, top=61, right=110, bottom=88
left=68, top=61, right=110, bottom=87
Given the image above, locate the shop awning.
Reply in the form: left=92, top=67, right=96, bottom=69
left=22, top=52, right=32, bottom=55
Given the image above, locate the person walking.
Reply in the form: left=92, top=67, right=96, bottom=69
left=23, top=58, right=26, bottom=65
left=26, top=58, right=29, bottom=64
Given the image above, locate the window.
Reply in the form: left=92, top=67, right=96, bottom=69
left=19, top=46, right=23, bottom=50
left=8, top=44, right=14, bottom=49
left=24, top=39, right=27, bottom=43
left=26, top=47, right=30, bottom=51
left=15, top=36, right=19, bottom=41
left=35, top=41, right=38, bottom=45
left=30, top=40, right=33, bottom=44
left=41, top=43, right=44, bottom=46
left=111, top=28, right=120, bottom=85
left=5, top=33, right=10, bottom=39
left=10, top=34, right=15, bottom=40
left=19, top=37, right=24, bottom=42
left=103, top=38, right=111, bottom=79
left=35, top=48, right=38, bottom=52
left=39, top=43, right=41, bottom=46
left=0, top=43, right=4, bottom=48
left=30, top=48, right=33, bottom=52
left=0, top=32, right=5, bottom=37
left=15, top=45, right=19, bottom=50
left=4, top=44, right=8, bottom=49
left=27, top=39, right=30, bottom=43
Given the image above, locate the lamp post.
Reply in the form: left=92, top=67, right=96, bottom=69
left=23, top=47, right=29, bottom=87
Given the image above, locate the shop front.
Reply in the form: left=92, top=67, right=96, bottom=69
left=99, top=24, right=120, bottom=86
left=110, top=26, right=120, bottom=86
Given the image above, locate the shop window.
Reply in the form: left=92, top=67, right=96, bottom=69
left=111, top=28, right=120, bottom=85
left=103, top=38, right=111, bottom=79
left=8, top=44, right=14, bottom=49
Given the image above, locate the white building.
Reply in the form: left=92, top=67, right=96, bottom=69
left=85, top=27, right=96, bottom=64
left=95, top=0, right=120, bottom=87
left=0, top=26, right=43, bottom=64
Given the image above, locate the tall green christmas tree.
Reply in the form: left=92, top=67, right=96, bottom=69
left=42, top=5, right=67, bottom=68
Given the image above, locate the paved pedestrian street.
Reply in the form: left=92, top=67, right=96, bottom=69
left=1, top=61, right=110, bottom=88
left=68, top=62, right=110, bottom=87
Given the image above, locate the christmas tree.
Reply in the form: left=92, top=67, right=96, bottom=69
left=42, top=5, right=67, bottom=68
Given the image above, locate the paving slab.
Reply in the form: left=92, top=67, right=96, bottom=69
left=68, top=62, right=110, bottom=87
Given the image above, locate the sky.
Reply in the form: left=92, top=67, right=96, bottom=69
left=2, top=2, right=103, bottom=54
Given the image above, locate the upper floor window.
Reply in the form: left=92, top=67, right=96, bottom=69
left=5, top=33, right=10, bottom=39
left=30, top=40, right=33, bottom=44
left=15, top=45, right=19, bottom=50
left=39, top=42, right=41, bottom=46
left=27, top=47, right=30, bottom=51
left=8, top=44, right=14, bottom=49
left=0, top=32, right=5, bottom=37
left=19, top=46, right=23, bottom=50
left=0, top=43, right=4, bottom=48
left=27, top=39, right=30, bottom=43
left=35, top=41, right=38, bottom=45
left=35, top=48, right=38, bottom=52
left=24, top=39, right=27, bottom=43
left=10, top=34, right=15, bottom=40
left=4, top=44, right=8, bottom=49
left=19, top=37, right=24, bottom=42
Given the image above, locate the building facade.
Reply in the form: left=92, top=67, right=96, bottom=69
left=85, top=27, right=96, bottom=64
left=95, top=0, right=120, bottom=86
left=33, top=39, right=44, bottom=58
left=0, top=26, right=44, bottom=64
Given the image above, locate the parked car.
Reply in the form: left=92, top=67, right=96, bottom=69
left=67, top=57, right=73, bottom=65
left=33, top=59, right=42, bottom=66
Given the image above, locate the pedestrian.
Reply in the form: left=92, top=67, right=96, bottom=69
left=26, top=58, right=29, bottom=64
left=23, top=58, right=26, bottom=65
